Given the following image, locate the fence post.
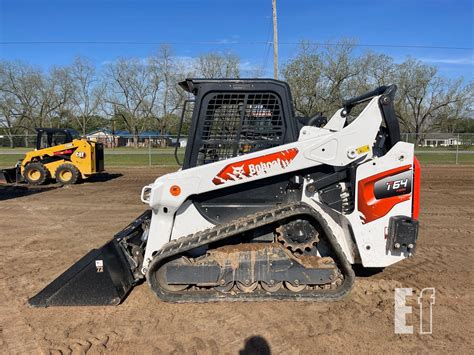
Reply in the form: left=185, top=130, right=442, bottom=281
left=405, top=133, right=408, bottom=143
left=455, top=133, right=459, bottom=165
left=148, top=136, right=152, bottom=167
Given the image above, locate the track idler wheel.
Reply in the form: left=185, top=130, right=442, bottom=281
left=261, top=281, right=283, bottom=292
left=284, top=281, right=307, bottom=292
left=236, top=281, right=258, bottom=293
left=216, top=281, right=234, bottom=293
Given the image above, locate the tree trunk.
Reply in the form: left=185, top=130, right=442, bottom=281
left=415, top=125, right=422, bottom=147
left=133, top=131, right=139, bottom=148
left=24, top=129, right=29, bottom=148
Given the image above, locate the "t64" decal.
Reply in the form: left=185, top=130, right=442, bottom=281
left=358, top=164, right=413, bottom=224
left=212, top=148, right=299, bottom=185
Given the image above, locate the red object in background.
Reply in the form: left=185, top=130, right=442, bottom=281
left=412, top=157, right=421, bottom=220
left=358, top=164, right=412, bottom=224
left=212, top=148, right=298, bottom=185
left=53, top=149, right=73, bottom=155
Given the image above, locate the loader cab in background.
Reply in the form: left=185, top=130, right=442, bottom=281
left=36, top=128, right=80, bottom=150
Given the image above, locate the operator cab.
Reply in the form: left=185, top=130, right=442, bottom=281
left=36, top=128, right=80, bottom=150
left=177, top=78, right=333, bottom=169
left=178, top=79, right=300, bottom=169
left=177, top=79, right=311, bottom=224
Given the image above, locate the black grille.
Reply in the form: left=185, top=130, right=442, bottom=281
left=197, top=93, right=284, bottom=166
left=95, top=143, right=104, bottom=172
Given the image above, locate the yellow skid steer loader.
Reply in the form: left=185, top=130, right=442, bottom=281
left=0, top=128, right=104, bottom=185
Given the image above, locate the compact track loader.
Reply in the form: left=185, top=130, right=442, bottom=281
left=0, top=128, right=104, bottom=185
left=29, top=79, right=420, bottom=307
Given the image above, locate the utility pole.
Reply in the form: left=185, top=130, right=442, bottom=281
left=272, top=0, right=279, bottom=80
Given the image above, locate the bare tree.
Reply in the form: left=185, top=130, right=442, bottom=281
left=149, top=45, right=184, bottom=135
left=105, top=58, right=160, bottom=147
left=0, top=61, right=72, bottom=147
left=394, top=58, right=472, bottom=140
left=47, top=66, right=74, bottom=127
left=148, top=46, right=200, bottom=137
left=196, top=52, right=240, bottom=78
left=282, top=40, right=364, bottom=117
left=437, top=82, right=474, bottom=133
left=1, top=41, right=472, bottom=148
left=0, top=86, right=20, bottom=147
left=0, top=62, right=41, bottom=132
left=281, top=42, right=323, bottom=116
left=0, top=62, right=20, bottom=147
left=68, top=56, right=105, bottom=135
left=345, top=52, right=396, bottom=97
left=282, top=41, right=473, bottom=137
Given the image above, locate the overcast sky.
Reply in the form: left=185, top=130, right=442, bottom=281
left=0, top=0, right=472, bottom=79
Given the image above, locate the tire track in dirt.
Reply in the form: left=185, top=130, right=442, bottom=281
left=0, top=267, right=43, bottom=353
left=43, top=331, right=122, bottom=354
left=380, top=244, right=473, bottom=300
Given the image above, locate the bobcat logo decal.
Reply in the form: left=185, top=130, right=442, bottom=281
left=212, top=148, right=299, bottom=185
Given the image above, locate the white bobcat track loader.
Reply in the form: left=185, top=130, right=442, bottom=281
left=29, top=79, right=420, bottom=307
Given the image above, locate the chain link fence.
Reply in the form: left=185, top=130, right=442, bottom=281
left=401, top=133, right=474, bottom=165
left=0, top=134, right=38, bottom=149
left=0, top=133, right=186, bottom=167
left=0, top=132, right=473, bottom=167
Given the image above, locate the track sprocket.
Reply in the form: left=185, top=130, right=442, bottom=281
left=276, top=219, right=320, bottom=253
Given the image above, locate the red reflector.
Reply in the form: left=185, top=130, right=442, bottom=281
left=53, top=149, right=73, bottom=155
left=412, top=157, right=421, bottom=220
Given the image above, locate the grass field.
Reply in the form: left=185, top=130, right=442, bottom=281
left=414, top=151, right=474, bottom=164
left=2, top=146, right=473, bottom=152
left=0, top=153, right=181, bottom=168
left=0, top=151, right=473, bottom=169
left=0, top=147, right=180, bottom=153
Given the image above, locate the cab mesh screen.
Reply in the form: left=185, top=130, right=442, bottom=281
left=197, top=92, right=284, bottom=166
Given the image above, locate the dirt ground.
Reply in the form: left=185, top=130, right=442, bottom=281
left=0, top=165, right=472, bottom=354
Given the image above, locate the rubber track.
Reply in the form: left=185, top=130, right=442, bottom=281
left=146, top=202, right=355, bottom=303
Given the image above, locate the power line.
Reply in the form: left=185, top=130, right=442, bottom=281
left=1, top=41, right=473, bottom=51
left=261, top=15, right=273, bottom=71
left=262, top=41, right=271, bottom=72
